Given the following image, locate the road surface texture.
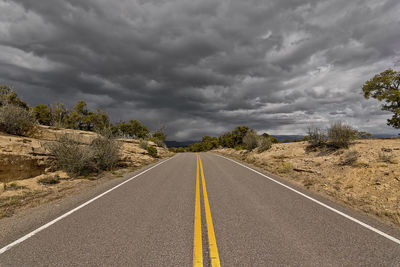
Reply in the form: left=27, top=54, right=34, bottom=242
left=1, top=153, right=400, bottom=266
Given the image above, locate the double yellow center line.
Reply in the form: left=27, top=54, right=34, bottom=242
left=193, top=154, right=221, bottom=267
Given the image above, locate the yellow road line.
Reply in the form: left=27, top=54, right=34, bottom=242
left=193, top=154, right=203, bottom=267
left=199, top=155, right=221, bottom=267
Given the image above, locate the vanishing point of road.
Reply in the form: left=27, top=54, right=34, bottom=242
left=1, top=153, right=400, bottom=266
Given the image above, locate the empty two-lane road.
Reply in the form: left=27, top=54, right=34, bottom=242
left=1, top=153, right=399, bottom=266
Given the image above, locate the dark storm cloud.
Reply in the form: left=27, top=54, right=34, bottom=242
left=0, top=0, right=400, bottom=140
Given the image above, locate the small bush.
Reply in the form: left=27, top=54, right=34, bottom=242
left=379, top=151, right=397, bottom=164
left=139, top=140, right=148, bottom=149
left=356, top=131, right=372, bottom=139
left=90, top=135, right=121, bottom=171
left=278, top=162, right=293, bottom=173
left=149, top=137, right=166, bottom=148
left=257, top=137, right=272, bottom=153
left=38, top=177, right=60, bottom=185
left=3, top=182, right=26, bottom=191
left=340, top=150, right=359, bottom=166
left=146, top=146, right=158, bottom=158
left=234, top=145, right=246, bottom=151
left=243, top=131, right=258, bottom=150
left=306, top=127, right=327, bottom=149
left=242, top=131, right=258, bottom=150
left=32, top=104, right=51, bottom=125
left=46, top=135, right=95, bottom=176
left=0, top=104, right=36, bottom=136
left=327, top=122, right=357, bottom=149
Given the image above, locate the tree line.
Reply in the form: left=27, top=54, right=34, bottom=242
left=169, top=126, right=279, bottom=153
left=0, top=85, right=166, bottom=144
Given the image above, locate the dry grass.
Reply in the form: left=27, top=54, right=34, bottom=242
left=214, top=139, right=400, bottom=227
left=340, top=150, right=359, bottom=166
left=3, top=182, right=26, bottom=191
left=277, top=162, right=293, bottom=173
left=38, top=176, right=60, bottom=185
left=379, top=151, right=397, bottom=164
left=0, top=125, right=173, bottom=219
left=0, top=190, right=49, bottom=218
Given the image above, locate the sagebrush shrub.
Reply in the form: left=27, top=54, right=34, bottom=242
left=46, top=135, right=95, bottom=176
left=243, top=131, right=258, bottom=150
left=327, top=122, right=357, bottom=149
left=146, top=146, right=158, bottom=158
left=0, top=104, right=36, bottom=136
left=257, top=137, right=272, bottom=153
left=150, top=137, right=166, bottom=148
left=307, top=127, right=327, bottom=149
left=90, top=135, right=121, bottom=171
left=139, top=139, right=148, bottom=149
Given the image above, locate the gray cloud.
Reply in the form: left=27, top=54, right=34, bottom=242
left=0, top=0, right=399, bottom=140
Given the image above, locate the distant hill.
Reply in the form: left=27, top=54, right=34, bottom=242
left=273, top=134, right=400, bottom=142
left=272, top=135, right=305, bottom=142
left=165, top=140, right=199, bottom=148
left=165, top=134, right=400, bottom=148
left=372, top=133, right=399, bottom=138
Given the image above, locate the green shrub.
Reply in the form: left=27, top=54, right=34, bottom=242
left=327, top=122, right=357, bottom=149
left=150, top=137, right=166, bottom=148
left=38, top=176, right=60, bottom=185
left=46, top=135, right=95, bottom=176
left=261, top=133, right=279, bottom=143
left=243, top=131, right=258, bottom=150
left=32, top=104, right=52, bottom=125
left=139, top=140, right=148, bottom=149
left=146, top=146, right=158, bottom=158
left=3, top=182, right=26, bottom=191
left=90, top=134, right=121, bottom=171
left=0, top=85, right=29, bottom=109
left=257, top=137, right=272, bottom=153
left=152, top=126, right=167, bottom=142
left=0, top=104, right=36, bottom=136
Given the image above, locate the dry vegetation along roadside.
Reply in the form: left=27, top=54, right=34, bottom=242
left=0, top=126, right=173, bottom=219
left=214, top=139, right=400, bottom=228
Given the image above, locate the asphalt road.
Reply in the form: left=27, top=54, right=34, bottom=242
left=1, top=153, right=400, bottom=266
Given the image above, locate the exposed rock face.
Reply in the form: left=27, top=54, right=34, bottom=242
left=0, top=155, right=46, bottom=182
left=0, top=134, right=49, bottom=182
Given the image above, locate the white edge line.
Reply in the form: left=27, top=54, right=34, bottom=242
left=0, top=156, right=176, bottom=255
left=214, top=153, right=400, bottom=245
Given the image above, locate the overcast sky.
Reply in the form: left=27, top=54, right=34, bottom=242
left=1, top=0, right=400, bottom=140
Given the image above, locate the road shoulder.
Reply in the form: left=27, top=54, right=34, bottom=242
left=210, top=151, right=400, bottom=239
left=0, top=156, right=174, bottom=248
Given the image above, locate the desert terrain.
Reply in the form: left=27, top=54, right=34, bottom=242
left=214, top=139, right=400, bottom=227
left=0, top=125, right=172, bottom=219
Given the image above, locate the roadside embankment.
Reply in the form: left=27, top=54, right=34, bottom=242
left=0, top=125, right=173, bottom=218
left=214, top=139, right=400, bottom=227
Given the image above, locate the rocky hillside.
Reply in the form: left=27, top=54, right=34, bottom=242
left=214, top=139, right=400, bottom=227
left=0, top=125, right=172, bottom=218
